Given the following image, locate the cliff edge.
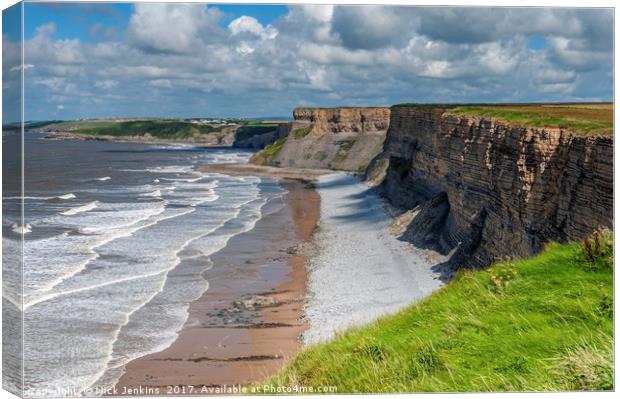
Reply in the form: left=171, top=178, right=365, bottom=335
left=251, top=107, right=390, bottom=171
left=367, top=105, right=613, bottom=267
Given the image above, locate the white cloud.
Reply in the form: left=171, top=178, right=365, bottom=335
left=548, top=36, right=609, bottom=71
left=10, top=64, right=34, bottom=72
left=419, top=61, right=451, bottom=78
left=33, top=77, right=66, bottom=91
left=127, top=3, right=223, bottom=53
left=228, top=16, right=278, bottom=40
left=17, top=5, right=613, bottom=120
left=94, top=80, right=118, bottom=89
left=149, top=79, right=172, bottom=89
left=235, top=42, right=255, bottom=55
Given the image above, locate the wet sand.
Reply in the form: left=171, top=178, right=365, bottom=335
left=115, top=178, right=320, bottom=395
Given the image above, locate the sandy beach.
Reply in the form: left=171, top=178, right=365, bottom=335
left=114, top=178, right=319, bottom=394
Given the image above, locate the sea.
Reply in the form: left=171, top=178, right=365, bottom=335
left=2, top=132, right=286, bottom=396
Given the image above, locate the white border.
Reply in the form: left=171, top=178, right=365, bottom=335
left=0, top=2, right=617, bottom=399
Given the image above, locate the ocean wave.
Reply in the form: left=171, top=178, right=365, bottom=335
left=4, top=193, right=77, bottom=201
left=150, top=144, right=196, bottom=150
left=61, top=201, right=98, bottom=216
left=120, top=165, right=194, bottom=174
left=160, top=176, right=203, bottom=183
left=139, top=189, right=162, bottom=198
left=11, top=223, right=32, bottom=234
left=96, top=177, right=111, bottom=181
left=23, top=205, right=193, bottom=307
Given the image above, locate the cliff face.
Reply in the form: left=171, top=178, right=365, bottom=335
left=292, top=107, right=390, bottom=133
left=252, top=107, right=390, bottom=171
left=368, top=106, right=613, bottom=267
left=233, top=123, right=290, bottom=149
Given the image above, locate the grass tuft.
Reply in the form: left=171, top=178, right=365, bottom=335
left=334, top=139, right=356, bottom=163
left=446, top=105, right=613, bottom=136
left=250, top=136, right=287, bottom=165
left=293, top=126, right=313, bottom=139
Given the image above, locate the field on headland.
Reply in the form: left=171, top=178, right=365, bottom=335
left=266, top=234, right=613, bottom=392
left=22, top=118, right=286, bottom=146
left=448, top=104, right=613, bottom=136
left=420, top=103, right=614, bottom=136
left=36, top=119, right=238, bottom=143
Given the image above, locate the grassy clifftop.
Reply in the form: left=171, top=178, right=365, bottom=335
left=391, top=103, right=613, bottom=136
left=447, top=104, right=613, bottom=136
left=43, top=120, right=227, bottom=140
left=266, top=234, right=613, bottom=392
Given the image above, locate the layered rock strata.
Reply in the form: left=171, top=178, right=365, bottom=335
left=252, top=107, right=391, bottom=171
left=367, top=106, right=613, bottom=267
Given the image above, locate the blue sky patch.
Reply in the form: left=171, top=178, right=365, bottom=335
left=24, top=2, right=132, bottom=41
left=528, top=34, right=547, bottom=50
left=3, top=2, right=22, bottom=42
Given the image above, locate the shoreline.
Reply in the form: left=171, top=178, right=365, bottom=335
left=113, top=177, right=320, bottom=393
left=196, top=163, right=331, bottom=182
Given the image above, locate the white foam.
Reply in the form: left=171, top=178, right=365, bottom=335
left=5, top=193, right=76, bottom=201
left=151, top=143, right=196, bottom=150
left=11, top=223, right=31, bottom=234
left=119, top=165, right=196, bottom=174
left=160, top=176, right=203, bottom=183
left=23, top=202, right=174, bottom=302
left=97, top=177, right=111, bottom=181
left=61, top=201, right=98, bottom=216
left=139, top=189, right=162, bottom=198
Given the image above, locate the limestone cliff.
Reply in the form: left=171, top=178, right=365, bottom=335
left=233, top=123, right=290, bottom=149
left=251, top=107, right=390, bottom=171
left=367, top=105, right=613, bottom=267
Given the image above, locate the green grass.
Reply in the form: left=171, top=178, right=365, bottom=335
left=293, top=126, right=313, bottom=139
left=446, top=105, right=613, bottom=136
left=334, top=139, right=356, bottom=163
left=245, top=120, right=279, bottom=127
left=264, top=234, right=613, bottom=393
left=250, top=136, right=288, bottom=165
left=313, top=151, right=328, bottom=161
left=45, top=120, right=225, bottom=139
left=47, top=120, right=119, bottom=131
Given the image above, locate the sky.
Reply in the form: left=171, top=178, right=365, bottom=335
left=1, top=2, right=614, bottom=122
